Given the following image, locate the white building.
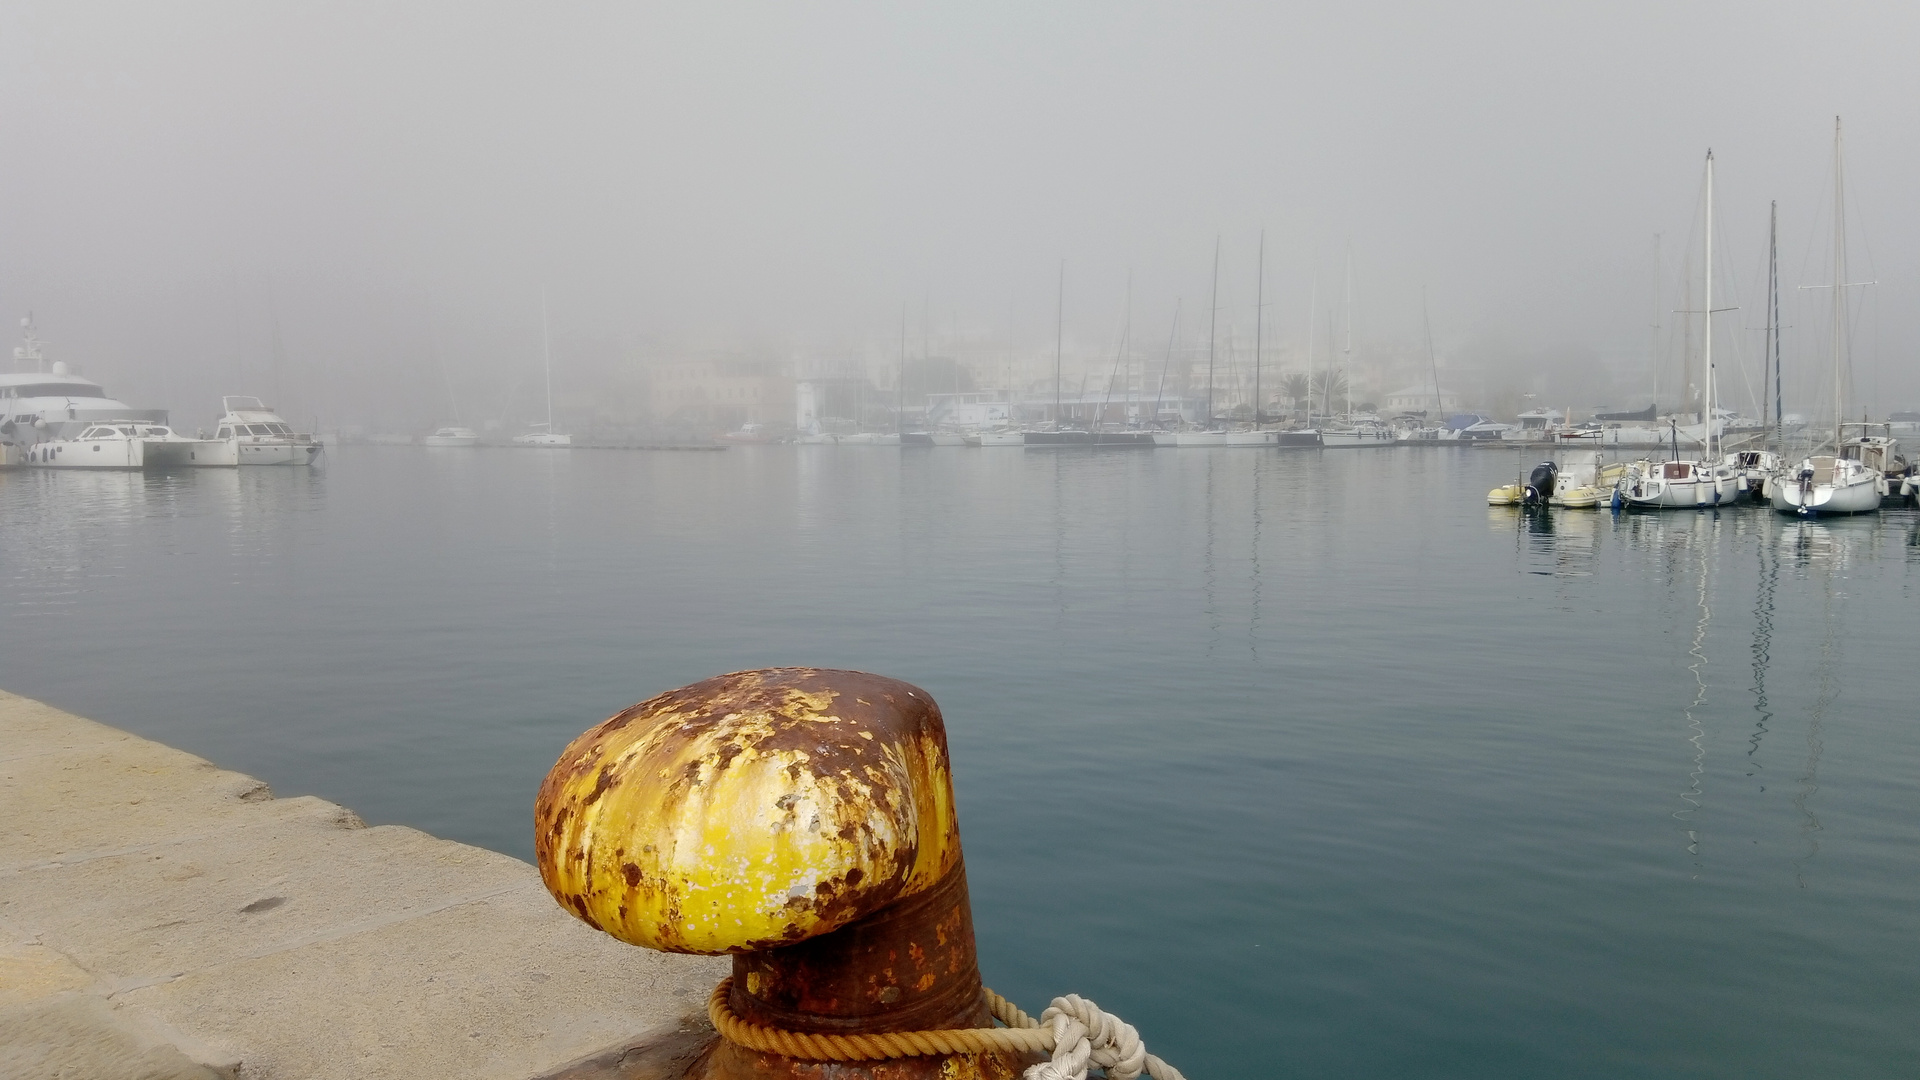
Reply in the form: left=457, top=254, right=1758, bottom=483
left=1385, top=384, right=1461, bottom=414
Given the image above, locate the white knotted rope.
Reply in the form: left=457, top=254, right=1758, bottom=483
left=1022, top=994, right=1186, bottom=1080
left=710, top=977, right=1188, bottom=1079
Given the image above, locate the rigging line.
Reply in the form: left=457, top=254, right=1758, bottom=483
left=1100, top=271, right=1131, bottom=431
left=1151, top=300, right=1180, bottom=424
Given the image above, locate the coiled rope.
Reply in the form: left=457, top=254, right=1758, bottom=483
left=708, top=978, right=1188, bottom=1080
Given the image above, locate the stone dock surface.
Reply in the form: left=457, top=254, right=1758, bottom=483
left=0, top=690, right=727, bottom=1080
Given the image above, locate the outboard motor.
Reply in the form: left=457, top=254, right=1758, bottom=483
left=1523, top=461, right=1558, bottom=504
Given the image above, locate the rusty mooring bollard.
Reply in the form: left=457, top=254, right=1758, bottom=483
left=535, top=668, right=1038, bottom=1080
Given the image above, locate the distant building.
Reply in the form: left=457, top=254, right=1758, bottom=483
left=1385, top=384, right=1461, bottom=414
left=926, top=392, right=1012, bottom=429
left=649, top=356, right=793, bottom=432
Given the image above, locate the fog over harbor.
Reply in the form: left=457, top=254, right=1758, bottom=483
left=3, top=3, right=1919, bottom=434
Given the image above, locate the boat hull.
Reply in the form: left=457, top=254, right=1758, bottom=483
left=1320, top=430, right=1395, bottom=447
left=144, top=438, right=237, bottom=467
left=1617, top=476, right=1740, bottom=509
left=1769, top=476, right=1882, bottom=515
left=1023, top=431, right=1155, bottom=446
left=28, top=439, right=143, bottom=468
left=1172, top=431, right=1229, bottom=447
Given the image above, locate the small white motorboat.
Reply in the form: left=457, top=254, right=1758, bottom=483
left=422, top=426, right=480, bottom=447
left=213, top=396, right=324, bottom=465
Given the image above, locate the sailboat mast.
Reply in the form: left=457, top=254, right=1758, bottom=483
left=898, top=302, right=907, bottom=437
left=1153, top=299, right=1179, bottom=424
left=1254, top=229, right=1265, bottom=427
left=1767, top=201, right=1780, bottom=448
left=1703, top=151, right=1715, bottom=460
left=1342, top=252, right=1353, bottom=418
left=1423, top=287, right=1442, bottom=423
left=1650, top=234, right=1661, bottom=410
left=1207, top=237, right=1219, bottom=429
left=1325, top=306, right=1337, bottom=416
left=1305, top=276, right=1317, bottom=422
left=1831, top=116, right=1845, bottom=449
left=1054, top=260, right=1064, bottom=428
left=541, top=291, right=554, bottom=431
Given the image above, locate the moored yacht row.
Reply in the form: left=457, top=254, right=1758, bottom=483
left=1489, top=428, right=1914, bottom=518
left=0, top=319, right=322, bottom=469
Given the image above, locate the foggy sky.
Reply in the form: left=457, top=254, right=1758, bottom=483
left=3, top=1, right=1918, bottom=425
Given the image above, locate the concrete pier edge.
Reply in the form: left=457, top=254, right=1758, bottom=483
left=0, top=689, right=727, bottom=1080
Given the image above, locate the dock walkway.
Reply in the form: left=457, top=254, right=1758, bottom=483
left=0, top=690, right=725, bottom=1079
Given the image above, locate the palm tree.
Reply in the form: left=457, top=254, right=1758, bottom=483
left=1315, top=371, right=1348, bottom=414
left=1279, top=373, right=1310, bottom=414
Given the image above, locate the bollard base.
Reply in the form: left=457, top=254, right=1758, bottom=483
left=695, top=1038, right=1040, bottom=1080
left=533, top=1015, right=720, bottom=1080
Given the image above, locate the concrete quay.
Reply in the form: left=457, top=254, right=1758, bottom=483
left=0, top=690, right=727, bottom=1080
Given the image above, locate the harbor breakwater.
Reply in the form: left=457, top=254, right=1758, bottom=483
left=0, top=689, right=726, bottom=1080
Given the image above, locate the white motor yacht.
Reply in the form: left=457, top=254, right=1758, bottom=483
left=1, top=316, right=168, bottom=465
left=422, top=426, right=480, bottom=447
left=26, top=422, right=229, bottom=469
left=213, top=396, right=323, bottom=465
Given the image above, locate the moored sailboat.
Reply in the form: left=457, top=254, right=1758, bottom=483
left=1771, top=119, right=1881, bottom=516
left=1618, top=150, right=1738, bottom=510
left=513, top=296, right=573, bottom=446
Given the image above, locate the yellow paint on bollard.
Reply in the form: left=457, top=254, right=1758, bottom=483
left=535, top=668, right=961, bottom=954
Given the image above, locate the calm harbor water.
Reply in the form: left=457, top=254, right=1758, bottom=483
left=3, top=445, right=1917, bottom=1078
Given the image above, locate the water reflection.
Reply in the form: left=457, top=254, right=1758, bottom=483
left=1490, top=506, right=1604, bottom=579
left=1745, top=537, right=1777, bottom=779
left=1674, top=515, right=1716, bottom=872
